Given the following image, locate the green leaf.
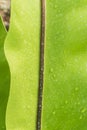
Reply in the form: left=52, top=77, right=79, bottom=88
left=4, top=0, right=87, bottom=130
left=42, top=1, right=87, bottom=130
left=0, top=17, right=10, bottom=130
left=4, top=0, right=40, bottom=130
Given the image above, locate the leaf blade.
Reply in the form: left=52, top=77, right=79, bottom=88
left=42, top=1, right=87, bottom=130
left=5, top=1, right=41, bottom=130
left=0, top=17, right=10, bottom=130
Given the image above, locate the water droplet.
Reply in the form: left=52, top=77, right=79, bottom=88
left=24, top=39, right=27, bottom=44
left=80, top=115, right=82, bottom=120
left=65, top=100, right=68, bottom=104
left=50, top=68, right=53, bottom=72
left=77, top=102, right=80, bottom=105
left=41, top=67, right=43, bottom=71
left=80, top=15, right=83, bottom=18
left=53, top=74, right=56, bottom=78
left=27, top=105, right=30, bottom=109
left=55, top=79, right=58, bottom=82
left=53, top=111, right=56, bottom=115
left=75, top=87, right=79, bottom=91
left=61, top=105, right=64, bottom=108
left=81, top=108, right=86, bottom=113
left=23, top=105, right=26, bottom=109
left=54, top=5, right=57, bottom=9
left=2, top=126, right=5, bottom=129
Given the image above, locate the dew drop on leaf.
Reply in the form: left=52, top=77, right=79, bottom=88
left=81, top=108, right=86, bottom=113
left=75, top=87, right=79, bottom=91
left=79, top=115, right=83, bottom=120
left=53, top=111, right=56, bottom=115
left=65, top=100, right=68, bottom=104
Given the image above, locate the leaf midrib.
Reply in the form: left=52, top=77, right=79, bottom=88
left=36, top=0, right=46, bottom=130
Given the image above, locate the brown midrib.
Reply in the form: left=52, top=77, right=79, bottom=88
left=36, top=0, right=45, bottom=130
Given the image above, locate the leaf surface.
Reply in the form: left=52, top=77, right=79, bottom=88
left=5, top=1, right=40, bottom=130
left=0, top=17, right=10, bottom=130
left=42, top=1, right=87, bottom=130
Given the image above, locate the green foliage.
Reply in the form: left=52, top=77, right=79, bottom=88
left=0, top=0, right=87, bottom=130
left=0, top=17, right=10, bottom=130
left=42, top=1, right=87, bottom=130
left=4, top=0, right=40, bottom=130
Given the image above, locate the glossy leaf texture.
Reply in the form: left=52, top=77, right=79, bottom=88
left=4, top=0, right=40, bottom=130
left=42, top=0, right=87, bottom=130
left=0, top=17, right=10, bottom=130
